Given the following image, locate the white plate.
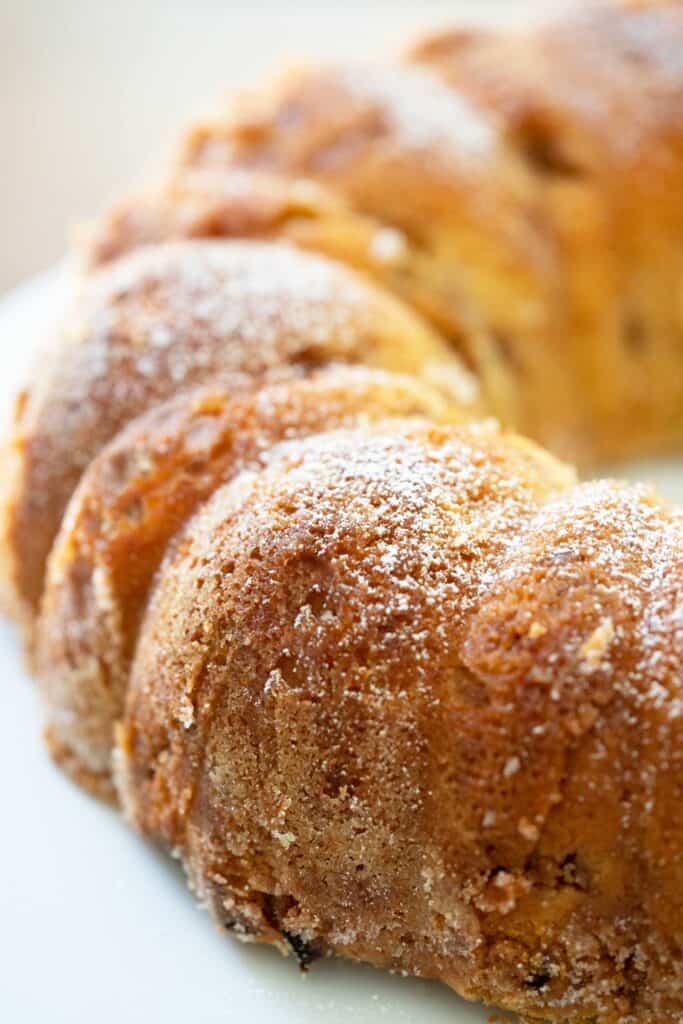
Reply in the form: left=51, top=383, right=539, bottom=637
left=1, top=271, right=681, bottom=1024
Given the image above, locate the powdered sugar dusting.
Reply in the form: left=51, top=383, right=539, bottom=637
left=82, top=240, right=381, bottom=384
left=337, top=63, right=495, bottom=160
left=184, top=419, right=566, bottom=716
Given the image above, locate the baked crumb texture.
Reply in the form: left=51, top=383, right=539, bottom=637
left=1, top=3, right=683, bottom=1023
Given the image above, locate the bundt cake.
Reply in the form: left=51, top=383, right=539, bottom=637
left=3, top=2, right=683, bottom=1022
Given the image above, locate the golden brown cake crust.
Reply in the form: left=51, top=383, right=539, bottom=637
left=82, top=167, right=415, bottom=293
left=409, top=0, right=683, bottom=452
left=115, top=420, right=682, bottom=1022
left=170, top=66, right=577, bottom=459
